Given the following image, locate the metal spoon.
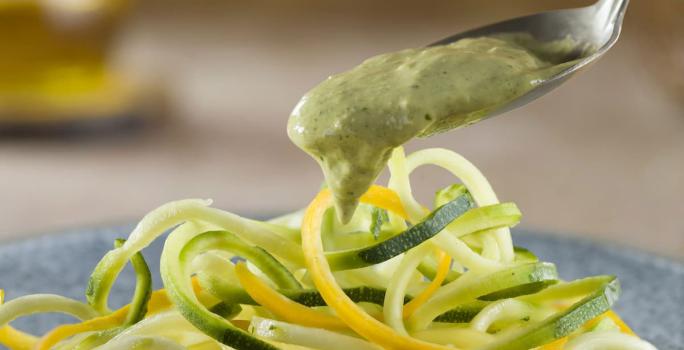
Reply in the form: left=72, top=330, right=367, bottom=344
left=430, top=0, right=629, bottom=118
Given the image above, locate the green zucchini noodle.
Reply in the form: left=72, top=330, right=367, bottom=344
left=411, top=325, right=494, bottom=348
left=0, top=147, right=656, bottom=350
left=468, top=299, right=541, bottom=333
left=0, top=294, right=99, bottom=326
left=93, top=335, right=189, bottom=350
left=110, top=311, right=217, bottom=346
left=563, top=331, right=658, bottom=350
left=403, top=148, right=514, bottom=263
left=383, top=243, right=434, bottom=335
left=249, top=316, right=381, bottom=350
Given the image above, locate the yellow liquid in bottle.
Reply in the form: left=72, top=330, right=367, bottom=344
left=0, top=0, right=128, bottom=122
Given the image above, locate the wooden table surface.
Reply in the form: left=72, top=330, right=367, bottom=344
left=1, top=0, right=682, bottom=258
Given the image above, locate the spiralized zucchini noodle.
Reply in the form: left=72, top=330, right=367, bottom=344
left=0, top=147, right=657, bottom=350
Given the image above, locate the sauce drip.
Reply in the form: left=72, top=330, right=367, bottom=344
left=288, top=35, right=577, bottom=221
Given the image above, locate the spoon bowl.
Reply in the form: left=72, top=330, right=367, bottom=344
left=431, top=0, right=629, bottom=118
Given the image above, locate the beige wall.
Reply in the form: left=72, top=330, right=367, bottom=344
left=1, top=0, right=682, bottom=257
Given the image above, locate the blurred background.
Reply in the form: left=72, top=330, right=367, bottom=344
left=0, top=0, right=681, bottom=258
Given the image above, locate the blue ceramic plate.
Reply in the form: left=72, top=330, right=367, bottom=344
left=0, top=226, right=682, bottom=350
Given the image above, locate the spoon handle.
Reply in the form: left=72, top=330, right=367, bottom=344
left=594, top=0, right=629, bottom=28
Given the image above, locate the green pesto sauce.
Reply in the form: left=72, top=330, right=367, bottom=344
left=288, top=35, right=577, bottom=221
